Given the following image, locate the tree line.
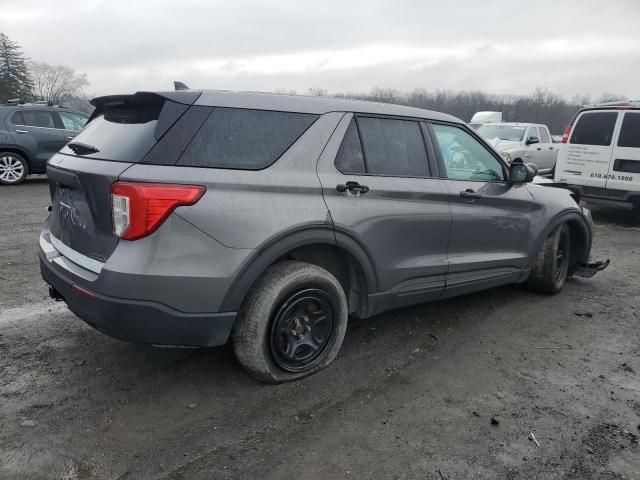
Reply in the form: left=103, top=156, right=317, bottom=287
left=0, top=32, right=90, bottom=111
left=307, top=87, right=626, bottom=134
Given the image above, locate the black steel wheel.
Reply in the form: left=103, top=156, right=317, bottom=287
left=527, top=223, right=571, bottom=294
left=269, top=288, right=335, bottom=372
left=233, top=261, right=348, bottom=383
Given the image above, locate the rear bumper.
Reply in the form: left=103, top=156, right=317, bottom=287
left=40, top=246, right=236, bottom=348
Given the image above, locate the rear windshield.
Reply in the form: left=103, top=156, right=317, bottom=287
left=617, top=112, right=640, bottom=148
left=570, top=112, right=618, bottom=146
left=177, top=108, right=318, bottom=170
left=477, top=124, right=526, bottom=142
left=59, top=97, right=164, bottom=162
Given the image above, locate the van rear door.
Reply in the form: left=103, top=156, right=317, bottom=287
left=605, top=111, right=640, bottom=194
left=556, top=110, right=620, bottom=188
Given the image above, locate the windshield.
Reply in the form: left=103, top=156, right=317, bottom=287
left=477, top=125, right=526, bottom=142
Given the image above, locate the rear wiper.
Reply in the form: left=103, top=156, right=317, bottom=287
left=68, top=142, right=100, bottom=155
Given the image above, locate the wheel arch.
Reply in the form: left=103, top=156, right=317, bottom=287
left=0, top=146, right=31, bottom=172
left=220, top=225, right=378, bottom=317
left=528, top=210, right=592, bottom=274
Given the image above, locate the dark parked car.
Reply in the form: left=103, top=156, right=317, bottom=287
left=0, top=101, right=89, bottom=185
left=39, top=90, right=608, bottom=383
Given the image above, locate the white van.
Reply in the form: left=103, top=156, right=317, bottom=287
left=554, top=101, right=640, bottom=210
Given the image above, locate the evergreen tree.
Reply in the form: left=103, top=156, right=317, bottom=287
left=0, top=33, right=33, bottom=103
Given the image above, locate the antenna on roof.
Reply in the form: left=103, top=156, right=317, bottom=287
left=174, top=81, right=190, bottom=91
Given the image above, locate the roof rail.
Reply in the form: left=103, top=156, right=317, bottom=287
left=3, top=99, right=23, bottom=105
left=583, top=100, right=640, bottom=108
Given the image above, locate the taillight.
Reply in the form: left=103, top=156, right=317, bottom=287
left=561, top=125, right=572, bottom=143
left=111, top=182, right=206, bottom=240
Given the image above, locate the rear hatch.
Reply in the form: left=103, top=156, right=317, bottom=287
left=47, top=91, right=201, bottom=264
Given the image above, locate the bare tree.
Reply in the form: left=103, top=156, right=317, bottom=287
left=29, top=61, right=89, bottom=105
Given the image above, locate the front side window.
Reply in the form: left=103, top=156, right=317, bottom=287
left=527, top=127, right=540, bottom=141
left=13, top=110, right=56, bottom=128
left=432, top=124, right=505, bottom=182
left=59, top=111, right=89, bottom=131
left=570, top=111, right=618, bottom=146
left=617, top=112, right=640, bottom=148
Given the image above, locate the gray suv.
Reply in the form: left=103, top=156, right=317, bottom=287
left=0, top=101, right=89, bottom=185
left=39, top=90, right=608, bottom=383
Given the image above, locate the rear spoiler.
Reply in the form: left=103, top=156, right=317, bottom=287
left=88, top=91, right=202, bottom=123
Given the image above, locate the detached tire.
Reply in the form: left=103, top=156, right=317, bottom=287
left=233, top=261, right=348, bottom=383
left=0, top=152, right=28, bottom=185
left=526, top=224, right=571, bottom=294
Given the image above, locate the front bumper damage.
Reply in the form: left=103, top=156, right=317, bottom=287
left=572, top=259, right=610, bottom=278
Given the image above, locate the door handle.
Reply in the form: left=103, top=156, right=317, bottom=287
left=15, top=129, right=27, bottom=134
left=536, top=147, right=542, bottom=150
left=549, top=147, right=554, bottom=150
left=460, top=189, right=482, bottom=199
left=66, top=135, right=75, bottom=140
left=337, top=181, right=369, bottom=195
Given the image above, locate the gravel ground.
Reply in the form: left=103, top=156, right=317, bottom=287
left=0, top=178, right=639, bottom=480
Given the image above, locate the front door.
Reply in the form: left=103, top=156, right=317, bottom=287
left=316, top=114, right=451, bottom=309
left=428, top=123, right=536, bottom=298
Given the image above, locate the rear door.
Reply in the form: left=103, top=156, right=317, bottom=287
left=428, top=123, right=536, bottom=297
left=606, top=111, right=640, bottom=193
left=536, top=126, right=556, bottom=172
left=11, top=109, right=67, bottom=167
left=556, top=110, right=620, bottom=188
left=317, top=113, right=451, bottom=304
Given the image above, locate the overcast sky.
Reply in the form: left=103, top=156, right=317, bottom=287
left=2, top=0, right=639, bottom=99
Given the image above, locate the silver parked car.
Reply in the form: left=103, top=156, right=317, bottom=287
left=477, top=122, right=558, bottom=175
left=40, top=90, right=608, bottom=383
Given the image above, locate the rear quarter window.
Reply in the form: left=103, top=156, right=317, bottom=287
left=570, top=112, right=618, bottom=146
left=617, top=112, right=640, bottom=148
left=178, top=108, right=318, bottom=170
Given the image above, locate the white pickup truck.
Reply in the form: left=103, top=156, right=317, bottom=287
left=476, top=122, right=558, bottom=175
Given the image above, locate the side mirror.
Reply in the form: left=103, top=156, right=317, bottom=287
left=526, top=136, right=540, bottom=145
left=510, top=162, right=537, bottom=183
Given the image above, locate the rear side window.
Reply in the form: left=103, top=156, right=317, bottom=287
left=13, top=110, right=56, bottom=128
left=570, top=112, right=618, bottom=146
left=335, top=119, right=365, bottom=174
left=539, top=127, right=550, bottom=143
left=178, top=108, right=318, bottom=170
left=617, top=112, right=640, bottom=148
left=356, top=117, right=430, bottom=176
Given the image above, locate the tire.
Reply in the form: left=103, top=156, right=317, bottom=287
left=233, top=260, right=348, bottom=383
left=0, top=152, right=28, bottom=185
left=526, top=224, right=571, bottom=294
